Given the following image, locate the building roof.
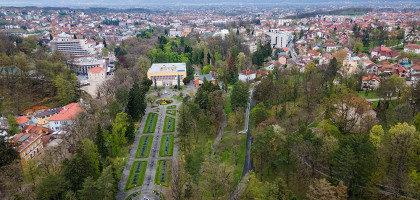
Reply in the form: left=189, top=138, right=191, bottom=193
left=34, top=108, right=61, bottom=118
left=48, top=103, right=83, bottom=122
left=88, top=67, right=106, bottom=73
left=404, top=44, right=420, bottom=50
left=22, top=125, right=53, bottom=135
left=362, top=74, right=381, bottom=82
left=16, top=116, right=29, bottom=125
left=147, top=63, right=186, bottom=73
left=11, top=132, right=42, bottom=152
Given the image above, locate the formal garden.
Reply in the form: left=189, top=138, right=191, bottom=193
left=154, top=160, right=171, bottom=187
left=167, top=105, right=176, bottom=109
left=125, top=191, right=141, bottom=200
left=143, top=113, right=158, bottom=133
left=125, top=161, right=147, bottom=191
left=166, top=110, right=176, bottom=116
left=163, top=116, right=175, bottom=132
left=135, top=135, right=154, bottom=158
left=159, top=134, right=174, bottom=157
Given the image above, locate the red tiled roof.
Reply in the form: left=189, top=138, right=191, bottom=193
left=16, top=116, right=29, bottom=125
left=412, top=65, right=420, bottom=71
left=11, top=132, right=42, bottom=152
left=404, top=44, right=420, bottom=50
left=48, top=103, right=83, bottom=121
left=88, top=67, right=105, bottom=73
left=362, top=74, right=381, bottom=82
left=22, top=125, right=53, bottom=135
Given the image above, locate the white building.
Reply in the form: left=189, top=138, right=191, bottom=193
left=264, top=31, right=292, bottom=49
left=67, top=57, right=105, bottom=75
left=48, top=103, right=83, bottom=131
left=147, top=63, right=187, bottom=87
left=238, top=71, right=256, bottom=82
left=51, top=33, right=95, bottom=57
left=88, top=67, right=106, bottom=81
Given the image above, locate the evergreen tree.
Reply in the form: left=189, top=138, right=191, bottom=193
left=127, top=83, right=146, bottom=121
left=7, top=114, right=19, bottom=136
left=95, top=124, right=107, bottom=158
left=126, top=121, right=136, bottom=144
left=0, top=135, right=19, bottom=167
left=231, top=81, right=249, bottom=110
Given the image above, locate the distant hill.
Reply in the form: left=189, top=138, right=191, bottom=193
left=289, top=8, right=374, bottom=19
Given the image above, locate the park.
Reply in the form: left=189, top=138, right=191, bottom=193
left=143, top=113, right=158, bottom=133
left=125, top=161, right=147, bottom=191
left=135, top=135, right=154, bottom=158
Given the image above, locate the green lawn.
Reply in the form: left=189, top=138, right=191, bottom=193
left=163, top=116, right=176, bottom=133
left=166, top=110, right=176, bottom=116
left=214, top=133, right=247, bottom=184
left=357, top=91, right=382, bottom=99
left=135, top=135, right=154, bottom=158
left=159, top=134, right=174, bottom=157
left=167, top=105, right=177, bottom=109
left=171, top=95, right=183, bottom=102
left=152, top=190, right=166, bottom=200
left=155, top=160, right=171, bottom=187
left=125, top=191, right=141, bottom=200
left=143, top=113, right=158, bottom=133
left=125, top=161, right=147, bottom=191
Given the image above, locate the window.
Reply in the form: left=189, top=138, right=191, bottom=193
left=22, top=152, right=25, bottom=157
left=27, top=149, right=30, bottom=154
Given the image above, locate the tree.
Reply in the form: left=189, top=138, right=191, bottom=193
left=126, top=121, right=136, bottom=144
left=251, top=102, right=270, bottom=126
left=200, top=158, right=234, bottom=199
left=168, top=159, right=188, bottom=200
left=6, top=114, right=19, bottom=136
left=228, top=109, right=244, bottom=134
left=127, top=83, right=146, bottom=121
left=203, top=65, right=211, bottom=74
left=54, top=75, right=76, bottom=105
left=231, top=81, right=249, bottom=111
left=108, top=100, right=121, bottom=120
left=353, top=42, right=363, bottom=55
left=307, top=178, right=347, bottom=200
left=369, top=125, right=384, bottom=148
left=95, top=124, right=107, bottom=158
left=108, top=112, right=129, bottom=156
left=0, top=135, right=19, bottom=167
left=182, top=77, right=190, bottom=85
left=36, top=175, right=70, bottom=200
left=62, top=138, right=100, bottom=191
left=78, top=166, right=116, bottom=200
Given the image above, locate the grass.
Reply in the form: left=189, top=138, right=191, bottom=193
left=308, top=117, right=322, bottom=129
left=214, top=133, right=247, bottom=184
left=357, top=91, right=382, bottom=99
left=166, top=110, right=176, bottom=116
left=125, top=161, right=147, bottom=191
left=135, top=135, right=154, bottom=158
left=159, top=134, right=174, bottom=157
left=143, top=113, right=158, bottom=133
left=171, top=95, right=183, bottom=102
left=155, top=160, right=171, bottom=187
left=125, top=191, right=141, bottom=200
left=224, top=95, right=233, bottom=115
left=167, top=105, right=177, bottom=109
left=163, top=116, right=176, bottom=133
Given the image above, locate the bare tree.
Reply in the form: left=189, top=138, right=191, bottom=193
left=167, top=159, right=188, bottom=200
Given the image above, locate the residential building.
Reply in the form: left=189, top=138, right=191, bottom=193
left=193, top=72, right=217, bottom=87
left=362, top=74, right=381, bottom=90
left=11, top=132, right=44, bottom=166
left=34, top=108, right=61, bottom=126
left=342, top=57, right=360, bottom=77
left=147, top=63, right=187, bottom=87
left=404, top=44, right=420, bottom=54
left=238, top=70, right=256, bottom=82
left=16, top=116, right=30, bottom=129
left=51, top=35, right=94, bottom=57
left=48, top=103, right=83, bottom=131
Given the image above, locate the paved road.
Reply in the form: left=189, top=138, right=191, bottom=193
left=366, top=97, right=398, bottom=102
left=117, top=91, right=182, bottom=200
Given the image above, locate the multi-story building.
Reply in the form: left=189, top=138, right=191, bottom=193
left=48, top=103, right=83, bottom=131
left=34, top=108, right=61, bottom=126
left=11, top=132, right=44, bottom=166
left=67, top=57, right=105, bottom=75
left=147, top=63, right=187, bottom=87
left=264, top=31, right=292, bottom=48
left=51, top=33, right=94, bottom=57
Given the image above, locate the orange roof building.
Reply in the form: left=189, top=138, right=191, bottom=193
left=48, top=103, right=83, bottom=131
left=11, top=132, right=44, bottom=166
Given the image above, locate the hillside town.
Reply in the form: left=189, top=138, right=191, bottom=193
left=0, top=4, right=420, bottom=200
